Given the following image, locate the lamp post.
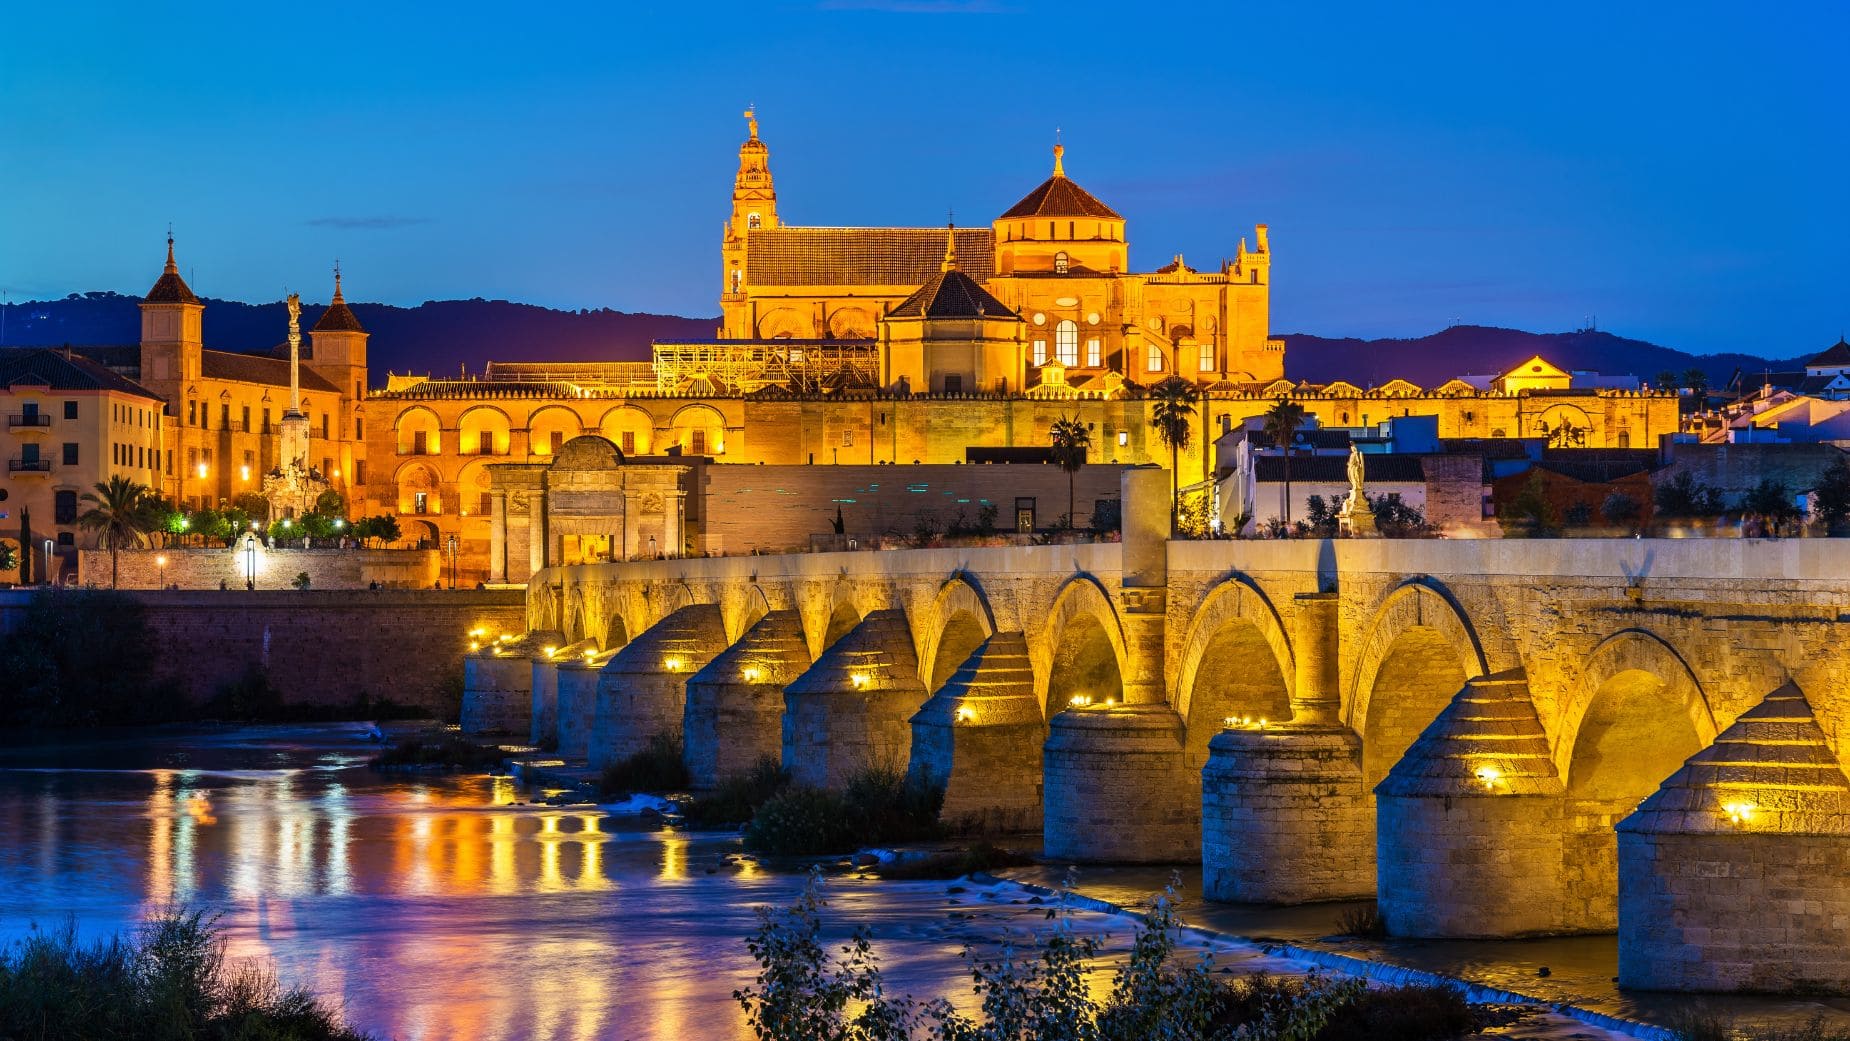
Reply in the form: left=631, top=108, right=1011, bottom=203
left=446, top=534, right=458, bottom=589
left=244, top=534, right=256, bottom=591
left=156, top=553, right=168, bottom=590
left=42, top=539, right=52, bottom=586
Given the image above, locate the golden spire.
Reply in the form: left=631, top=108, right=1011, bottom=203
left=164, top=231, right=177, bottom=274
left=1053, top=127, right=1065, bottom=177
left=941, top=219, right=958, bottom=272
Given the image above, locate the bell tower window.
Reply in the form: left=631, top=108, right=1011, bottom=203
left=747, top=212, right=761, bottom=229
left=1054, top=251, right=1069, bottom=274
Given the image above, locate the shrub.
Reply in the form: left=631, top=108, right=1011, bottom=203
left=1815, top=456, right=1850, bottom=535
left=743, top=766, right=944, bottom=855
left=1333, top=902, right=1387, bottom=938
left=372, top=734, right=506, bottom=772
left=1563, top=502, right=1594, bottom=528
left=599, top=731, right=690, bottom=797
left=1655, top=470, right=1726, bottom=518
left=1602, top=491, right=1642, bottom=529
left=0, top=910, right=368, bottom=1040
left=682, top=757, right=789, bottom=828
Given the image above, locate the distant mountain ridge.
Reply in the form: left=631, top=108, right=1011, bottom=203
left=0, top=293, right=1800, bottom=388
left=0, top=292, right=715, bottom=376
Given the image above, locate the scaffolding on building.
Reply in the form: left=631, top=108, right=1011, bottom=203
left=650, top=340, right=881, bottom=394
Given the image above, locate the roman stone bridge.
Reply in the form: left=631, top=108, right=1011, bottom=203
left=463, top=471, right=1850, bottom=994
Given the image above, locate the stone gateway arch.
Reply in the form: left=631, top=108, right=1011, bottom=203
left=464, top=470, right=1850, bottom=994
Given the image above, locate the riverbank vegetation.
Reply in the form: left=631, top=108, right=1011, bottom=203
left=0, top=910, right=369, bottom=1040
left=681, top=757, right=790, bottom=827
left=742, top=767, right=942, bottom=856
left=738, top=872, right=1491, bottom=1041
left=598, top=732, right=690, bottom=797
left=371, top=733, right=508, bottom=772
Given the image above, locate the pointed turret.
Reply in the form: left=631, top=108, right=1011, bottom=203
left=940, top=222, right=958, bottom=272
left=144, top=235, right=200, bottom=304
left=312, top=264, right=365, bottom=333
left=139, top=234, right=205, bottom=390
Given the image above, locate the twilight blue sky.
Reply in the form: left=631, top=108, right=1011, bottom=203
left=1, top=1, right=1845, bottom=356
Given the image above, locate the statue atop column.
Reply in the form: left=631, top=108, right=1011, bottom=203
left=1339, top=442, right=1378, bottom=537
left=262, top=291, right=331, bottom=524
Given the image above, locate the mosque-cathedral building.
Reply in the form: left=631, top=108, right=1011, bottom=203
left=4, top=114, right=1672, bottom=580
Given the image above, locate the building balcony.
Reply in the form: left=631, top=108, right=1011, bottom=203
left=7, top=414, right=52, bottom=431
left=7, top=458, right=52, bottom=474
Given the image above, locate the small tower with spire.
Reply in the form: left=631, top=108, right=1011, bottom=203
left=308, top=262, right=369, bottom=408
left=139, top=232, right=205, bottom=388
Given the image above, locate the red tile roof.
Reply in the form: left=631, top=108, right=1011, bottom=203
left=747, top=227, right=995, bottom=286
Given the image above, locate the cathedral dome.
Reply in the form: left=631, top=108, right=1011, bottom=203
left=999, top=145, right=1121, bottom=220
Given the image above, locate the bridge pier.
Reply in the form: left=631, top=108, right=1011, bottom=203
left=460, top=630, right=564, bottom=735
left=1619, top=684, right=1850, bottom=993
left=531, top=638, right=598, bottom=747
left=909, top=631, right=1046, bottom=832
left=554, top=649, right=614, bottom=759
left=783, top=609, right=926, bottom=789
left=589, top=604, right=726, bottom=770
left=1376, top=670, right=1569, bottom=938
left=1203, top=591, right=1374, bottom=903
left=683, top=610, right=810, bottom=789
left=1044, top=705, right=1197, bottom=863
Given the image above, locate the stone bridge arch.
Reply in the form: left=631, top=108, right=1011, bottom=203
left=1348, top=578, right=1488, bottom=786
left=724, top=584, right=776, bottom=644
left=1558, top=627, right=1716, bottom=930
left=917, top=573, right=997, bottom=692
left=1036, top=574, right=1129, bottom=717
left=563, top=586, right=589, bottom=643
left=1174, top=573, right=1295, bottom=762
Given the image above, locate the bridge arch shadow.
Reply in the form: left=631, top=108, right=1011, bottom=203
left=1036, top=574, right=1128, bottom=718
left=917, top=573, right=997, bottom=692
left=1348, top=578, right=1488, bottom=787
left=1173, top=574, right=1295, bottom=764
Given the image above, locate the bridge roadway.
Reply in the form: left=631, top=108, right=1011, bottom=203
left=461, top=471, right=1850, bottom=994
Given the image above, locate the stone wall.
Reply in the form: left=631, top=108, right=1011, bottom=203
left=696, top=463, right=1132, bottom=554
left=78, top=546, right=441, bottom=590
left=0, top=588, right=524, bottom=712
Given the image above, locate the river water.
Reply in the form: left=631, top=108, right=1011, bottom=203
left=0, top=725, right=1839, bottom=1040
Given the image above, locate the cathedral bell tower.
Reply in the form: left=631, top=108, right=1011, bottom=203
left=139, top=234, right=205, bottom=391
left=721, top=109, right=777, bottom=338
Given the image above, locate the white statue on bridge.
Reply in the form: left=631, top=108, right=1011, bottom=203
left=1340, top=442, right=1378, bottom=537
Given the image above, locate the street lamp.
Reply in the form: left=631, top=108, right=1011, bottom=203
left=41, top=539, right=52, bottom=586
left=446, top=534, right=458, bottom=589
left=156, top=553, right=168, bottom=589
left=244, top=534, right=257, bottom=591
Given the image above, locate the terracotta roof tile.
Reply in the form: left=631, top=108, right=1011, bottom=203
left=312, top=300, right=365, bottom=333
left=200, top=349, right=340, bottom=393
left=999, top=175, right=1122, bottom=220
left=747, top=227, right=995, bottom=285
left=0, top=348, right=162, bottom=400
left=887, top=269, right=1019, bottom=321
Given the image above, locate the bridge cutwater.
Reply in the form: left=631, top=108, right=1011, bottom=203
left=464, top=469, right=1850, bottom=995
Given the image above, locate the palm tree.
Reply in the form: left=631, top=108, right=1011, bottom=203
left=1147, top=377, right=1198, bottom=530
left=1263, top=397, right=1309, bottom=528
left=1654, top=370, right=1679, bottom=393
left=78, top=475, right=154, bottom=589
left=1048, top=416, right=1092, bottom=529
left=1681, top=368, right=1710, bottom=411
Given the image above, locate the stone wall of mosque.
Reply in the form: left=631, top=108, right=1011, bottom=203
left=78, top=546, right=442, bottom=590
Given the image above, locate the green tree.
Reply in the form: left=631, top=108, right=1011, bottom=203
left=0, top=539, right=15, bottom=577
left=1655, top=370, right=1679, bottom=393
left=1601, top=491, right=1643, bottom=531
left=1048, top=416, right=1092, bottom=530
left=1743, top=477, right=1800, bottom=536
left=1654, top=470, right=1725, bottom=518
left=1814, top=455, right=1850, bottom=535
left=77, top=475, right=154, bottom=589
left=1146, top=377, right=1198, bottom=531
left=17, top=505, right=30, bottom=585
left=1681, top=367, right=1710, bottom=411
left=1262, top=397, right=1309, bottom=528
left=313, top=489, right=346, bottom=518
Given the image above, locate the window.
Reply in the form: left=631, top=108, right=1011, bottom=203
left=479, top=491, right=494, bottom=515
left=220, top=403, right=230, bottom=429
left=621, top=431, right=635, bottom=454
left=747, top=212, right=761, bottom=229
left=1055, top=320, right=1079, bottom=366
left=690, top=430, right=707, bottom=455
left=242, top=405, right=251, bottom=432
left=1032, top=339, right=1048, bottom=366
left=413, top=491, right=429, bottom=515
left=1054, top=251, right=1069, bottom=274
left=549, top=431, right=565, bottom=455
left=20, top=443, right=38, bottom=464
left=1117, top=430, right=1129, bottom=447
left=263, top=409, right=272, bottom=434
left=1199, top=343, right=1215, bottom=372
left=187, top=448, right=197, bottom=472
left=479, top=437, right=495, bottom=456
left=187, top=400, right=197, bottom=425
left=413, top=430, right=429, bottom=455
left=21, top=401, right=38, bottom=421
left=1014, top=497, right=1035, bottom=533
left=57, top=531, right=73, bottom=547
left=62, top=443, right=77, bottom=466
left=942, top=374, right=963, bottom=394
left=841, top=429, right=854, bottom=448
left=1086, top=338, right=1101, bottom=367
left=356, top=460, right=366, bottom=485
left=63, top=401, right=76, bottom=420
left=1146, top=344, right=1164, bottom=373
left=356, top=417, right=364, bottom=439
left=322, top=415, right=329, bottom=439
left=54, top=490, right=76, bottom=524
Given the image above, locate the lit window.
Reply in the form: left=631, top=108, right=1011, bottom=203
left=1086, top=338, right=1101, bottom=367
left=621, top=431, right=635, bottom=454
left=691, top=430, right=707, bottom=455
left=841, top=429, right=854, bottom=448
left=1055, top=320, right=1079, bottom=366
left=1199, top=343, right=1215, bottom=372
left=1054, top=251, right=1069, bottom=274
left=747, top=212, right=761, bottom=230
left=1146, top=344, right=1164, bottom=373
left=1032, top=339, right=1048, bottom=366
